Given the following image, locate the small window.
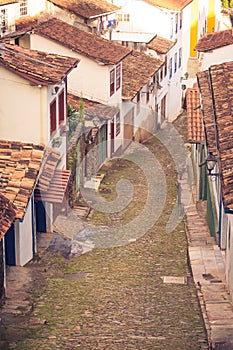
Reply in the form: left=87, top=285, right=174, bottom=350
left=110, top=68, right=115, bottom=96
left=50, top=99, right=57, bottom=136
left=180, top=11, right=183, bottom=29
left=137, top=91, right=140, bottom=103
left=169, top=58, right=172, bottom=79
left=160, top=68, right=163, bottom=81
left=116, top=112, right=120, bottom=136
left=58, top=90, right=65, bottom=125
left=174, top=52, right=177, bottom=73
left=116, top=13, right=130, bottom=22
left=1, top=9, right=8, bottom=34
left=179, top=47, right=182, bottom=68
left=170, top=17, right=173, bottom=39
left=124, top=13, right=130, bottom=21
left=146, top=84, right=150, bottom=104
left=19, top=0, right=28, bottom=16
left=164, top=57, right=167, bottom=77
left=175, top=13, right=178, bottom=33
left=116, top=64, right=121, bottom=91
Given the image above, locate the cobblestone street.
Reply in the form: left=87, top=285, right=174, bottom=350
left=0, top=117, right=208, bottom=350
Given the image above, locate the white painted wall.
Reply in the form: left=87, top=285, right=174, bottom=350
left=199, top=44, right=233, bottom=71
left=0, top=2, right=18, bottom=36
left=225, top=214, right=233, bottom=303
left=15, top=199, right=33, bottom=266
left=29, top=33, right=122, bottom=105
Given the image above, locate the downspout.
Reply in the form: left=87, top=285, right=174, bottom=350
left=218, top=196, right=222, bottom=247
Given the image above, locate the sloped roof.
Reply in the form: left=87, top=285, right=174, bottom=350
left=0, top=44, right=79, bottom=86
left=144, top=0, right=193, bottom=11
left=0, top=0, right=16, bottom=5
left=186, top=83, right=205, bottom=143
left=32, top=18, right=131, bottom=65
left=147, top=35, right=175, bottom=54
left=48, top=0, right=119, bottom=19
left=122, top=50, right=163, bottom=100
left=195, top=29, right=233, bottom=52
left=0, top=140, right=45, bottom=219
left=36, top=148, right=60, bottom=192
left=197, top=71, right=217, bottom=154
left=68, top=93, right=118, bottom=120
left=0, top=193, right=17, bottom=240
left=198, top=61, right=233, bottom=210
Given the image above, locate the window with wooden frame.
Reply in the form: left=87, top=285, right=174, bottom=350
left=174, top=52, right=177, bottom=73
left=1, top=9, right=8, bottom=34
left=164, top=56, right=167, bottom=77
left=116, top=64, right=121, bottom=91
left=160, top=67, right=163, bottom=81
left=19, top=0, right=28, bottom=16
left=146, top=84, right=150, bottom=104
left=180, top=11, right=183, bottom=29
left=179, top=47, right=182, bottom=68
left=116, top=112, right=120, bottom=136
left=169, top=58, right=173, bottom=79
left=110, top=68, right=115, bottom=96
left=175, top=13, right=178, bottom=34
left=58, top=90, right=65, bottom=125
left=50, top=99, right=57, bottom=136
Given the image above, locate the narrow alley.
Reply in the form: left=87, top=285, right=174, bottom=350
left=0, top=116, right=209, bottom=350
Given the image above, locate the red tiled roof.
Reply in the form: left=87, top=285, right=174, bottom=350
left=144, top=0, right=193, bottom=11
left=68, top=93, right=118, bottom=120
left=32, top=18, right=131, bottom=65
left=48, top=0, right=119, bottom=19
left=0, top=140, right=45, bottom=219
left=195, top=29, right=233, bottom=52
left=197, top=71, right=217, bottom=154
left=35, top=169, right=71, bottom=203
left=209, top=62, right=233, bottom=210
left=0, top=0, right=16, bottom=5
left=198, top=61, right=233, bottom=210
left=147, top=35, right=175, bottom=54
left=36, top=148, right=60, bottom=192
left=186, top=83, right=205, bottom=143
left=0, top=44, right=79, bottom=86
left=122, top=50, right=163, bottom=100
left=0, top=193, right=17, bottom=240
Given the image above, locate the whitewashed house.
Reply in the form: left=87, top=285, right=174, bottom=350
left=6, top=17, right=132, bottom=156
left=197, top=61, right=233, bottom=303
left=106, top=0, right=194, bottom=121
left=195, top=29, right=233, bottom=71
left=122, top=50, right=163, bottom=144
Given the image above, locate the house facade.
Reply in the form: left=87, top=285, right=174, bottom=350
left=195, top=29, right=233, bottom=70
left=197, top=61, right=233, bottom=303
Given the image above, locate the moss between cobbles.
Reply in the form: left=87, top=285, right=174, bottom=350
left=5, top=127, right=208, bottom=350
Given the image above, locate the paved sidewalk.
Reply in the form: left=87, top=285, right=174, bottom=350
left=183, top=182, right=233, bottom=349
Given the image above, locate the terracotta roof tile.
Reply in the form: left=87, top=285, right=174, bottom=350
left=68, top=93, right=118, bottom=120
left=0, top=44, right=79, bottom=85
left=122, top=50, right=163, bottom=100
left=143, top=0, right=193, bottom=11
left=195, top=29, right=233, bottom=52
left=197, top=71, right=217, bottom=154
left=0, top=140, right=45, bottom=219
left=0, top=0, right=16, bottom=4
left=48, top=0, right=119, bottom=19
left=31, top=18, right=131, bottom=65
left=186, top=83, right=205, bottom=143
left=36, top=148, right=60, bottom=192
left=0, top=193, right=17, bottom=240
left=198, top=61, right=233, bottom=210
left=209, top=62, right=233, bottom=210
left=147, top=35, right=175, bottom=54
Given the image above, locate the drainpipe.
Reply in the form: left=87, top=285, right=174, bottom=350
left=218, top=197, right=222, bottom=248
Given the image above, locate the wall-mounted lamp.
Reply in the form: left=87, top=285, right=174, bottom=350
left=181, top=72, right=189, bottom=80
left=52, top=86, right=59, bottom=95
left=199, top=151, right=219, bottom=179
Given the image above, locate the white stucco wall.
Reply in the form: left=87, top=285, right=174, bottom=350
left=15, top=199, right=33, bottom=266
left=0, top=67, right=49, bottom=144
left=29, top=34, right=122, bottom=105
left=0, top=2, right=18, bottom=35
left=225, top=214, right=233, bottom=304
left=199, top=44, right=233, bottom=71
